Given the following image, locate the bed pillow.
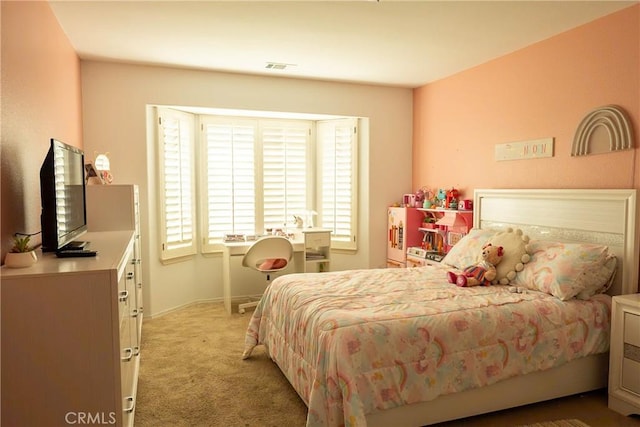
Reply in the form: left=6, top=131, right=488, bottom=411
left=441, top=228, right=497, bottom=269
left=512, top=241, right=617, bottom=300
left=576, top=255, right=617, bottom=300
left=486, top=228, right=531, bottom=285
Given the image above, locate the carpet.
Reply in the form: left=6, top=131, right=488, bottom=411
left=134, top=303, right=628, bottom=427
left=518, top=420, right=591, bottom=427
left=135, top=302, right=308, bottom=426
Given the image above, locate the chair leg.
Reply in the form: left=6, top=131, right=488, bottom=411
left=238, top=299, right=259, bottom=314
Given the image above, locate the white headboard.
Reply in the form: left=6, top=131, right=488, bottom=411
left=474, top=189, right=639, bottom=296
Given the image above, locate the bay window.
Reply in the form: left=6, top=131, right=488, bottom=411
left=156, top=107, right=358, bottom=261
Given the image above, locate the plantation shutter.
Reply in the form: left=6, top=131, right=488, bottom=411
left=201, top=118, right=256, bottom=251
left=158, top=109, right=358, bottom=256
left=261, top=121, right=310, bottom=231
left=318, top=118, right=358, bottom=250
left=157, top=108, right=197, bottom=261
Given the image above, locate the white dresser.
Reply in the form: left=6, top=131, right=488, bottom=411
left=609, top=293, right=640, bottom=416
left=87, top=184, right=143, bottom=342
left=1, top=231, right=139, bottom=426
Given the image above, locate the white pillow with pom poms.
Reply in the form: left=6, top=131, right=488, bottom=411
left=486, top=228, right=531, bottom=285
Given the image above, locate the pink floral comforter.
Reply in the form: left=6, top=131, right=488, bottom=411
left=242, top=266, right=611, bottom=427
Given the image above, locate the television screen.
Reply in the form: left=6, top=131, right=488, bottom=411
left=40, top=139, right=88, bottom=252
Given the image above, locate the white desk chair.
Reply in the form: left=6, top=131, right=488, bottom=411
left=238, top=236, right=294, bottom=314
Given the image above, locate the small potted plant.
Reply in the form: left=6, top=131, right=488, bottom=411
left=5, top=234, right=38, bottom=268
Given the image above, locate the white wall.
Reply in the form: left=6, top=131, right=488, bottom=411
left=81, top=61, right=413, bottom=317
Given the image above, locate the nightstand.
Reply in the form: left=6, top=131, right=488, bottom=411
left=609, top=293, right=640, bottom=416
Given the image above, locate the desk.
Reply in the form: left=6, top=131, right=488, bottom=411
left=222, top=229, right=331, bottom=314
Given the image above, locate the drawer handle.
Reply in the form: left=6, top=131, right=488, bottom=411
left=133, top=346, right=140, bottom=357
left=123, top=396, right=135, bottom=413
left=119, top=290, right=129, bottom=302
left=131, top=309, right=138, bottom=318
left=121, top=347, right=133, bottom=362
left=126, top=272, right=134, bottom=280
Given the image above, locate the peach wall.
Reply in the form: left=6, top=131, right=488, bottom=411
left=413, top=5, right=639, bottom=199
left=0, top=1, right=83, bottom=261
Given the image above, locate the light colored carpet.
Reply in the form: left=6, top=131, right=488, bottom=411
left=135, top=302, right=636, bottom=427
left=135, top=302, right=308, bottom=426
left=518, top=420, right=591, bottom=427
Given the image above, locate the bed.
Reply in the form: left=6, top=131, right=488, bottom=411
left=243, top=189, right=639, bottom=427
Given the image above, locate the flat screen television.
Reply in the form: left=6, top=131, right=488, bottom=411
left=40, top=139, right=88, bottom=252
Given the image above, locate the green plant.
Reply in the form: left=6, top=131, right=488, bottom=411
left=11, top=235, right=33, bottom=253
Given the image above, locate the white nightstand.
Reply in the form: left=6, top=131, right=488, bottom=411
left=609, top=293, right=640, bottom=416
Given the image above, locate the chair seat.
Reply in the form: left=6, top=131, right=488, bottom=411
left=238, top=236, right=294, bottom=314
left=243, top=236, right=294, bottom=273
left=256, top=257, right=289, bottom=272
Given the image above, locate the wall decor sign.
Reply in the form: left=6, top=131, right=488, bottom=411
left=494, top=137, right=554, bottom=161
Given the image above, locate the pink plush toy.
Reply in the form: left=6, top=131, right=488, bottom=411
left=447, top=243, right=504, bottom=287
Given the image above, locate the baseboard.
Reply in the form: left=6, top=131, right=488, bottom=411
left=146, top=298, right=222, bottom=319
left=147, top=294, right=267, bottom=319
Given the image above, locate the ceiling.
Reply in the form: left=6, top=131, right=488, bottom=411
left=49, top=0, right=637, bottom=88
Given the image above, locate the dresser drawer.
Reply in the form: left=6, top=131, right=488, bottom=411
left=622, top=312, right=640, bottom=395
left=622, top=357, right=640, bottom=395
left=624, top=312, right=640, bottom=347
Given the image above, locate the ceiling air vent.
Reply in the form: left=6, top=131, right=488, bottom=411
left=265, top=62, right=295, bottom=70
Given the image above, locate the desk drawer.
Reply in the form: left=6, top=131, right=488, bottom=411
left=306, top=233, right=330, bottom=248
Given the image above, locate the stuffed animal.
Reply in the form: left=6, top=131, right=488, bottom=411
left=447, top=243, right=504, bottom=287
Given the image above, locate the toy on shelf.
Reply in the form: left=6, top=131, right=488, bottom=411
left=435, top=189, right=447, bottom=208
left=413, top=187, right=426, bottom=206
left=402, top=193, right=416, bottom=207
left=424, top=188, right=435, bottom=208
left=459, top=199, right=473, bottom=210
left=446, top=188, right=459, bottom=209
